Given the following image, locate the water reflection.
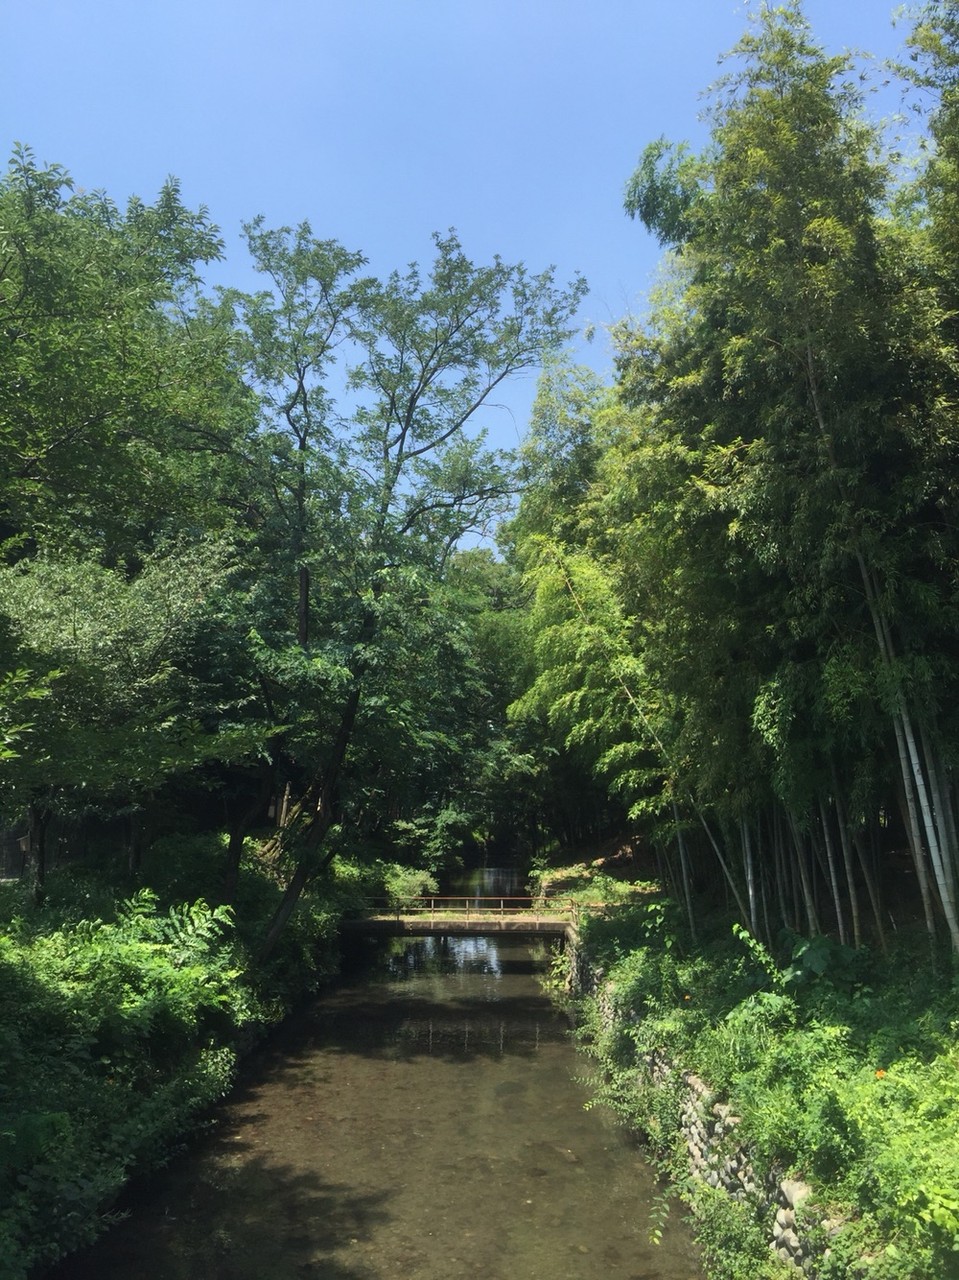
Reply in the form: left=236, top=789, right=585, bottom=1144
left=380, top=936, right=557, bottom=1057
left=385, top=935, right=506, bottom=978
left=443, top=864, right=529, bottom=904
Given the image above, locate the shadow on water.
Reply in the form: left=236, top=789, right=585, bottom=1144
left=260, top=933, right=573, bottom=1067
left=46, top=1139, right=394, bottom=1279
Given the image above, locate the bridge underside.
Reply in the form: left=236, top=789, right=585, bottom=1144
left=341, top=917, right=575, bottom=938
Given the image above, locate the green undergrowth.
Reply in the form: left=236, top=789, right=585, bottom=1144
left=529, top=856, right=658, bottom=907
left=0, top=835, right=426, bottom=1279
left=551, top=867, right=959, bottom=1280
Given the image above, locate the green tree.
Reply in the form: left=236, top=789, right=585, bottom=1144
left=909, top=2, right=959, bottom=288
left=0, top=145, right=250, bottom=561
left=0, top=147, right=272, bottom=892
left=507, top=4, right=959, bottom=949
left=507, top=356, right=606, bottom=549
left=220, top=219, right=366, bottom=649
left=615, top=2, right=959, bottom=946
left=225, top=227, right=585, bottom=956
left=0, top=544, right=259, bottom=895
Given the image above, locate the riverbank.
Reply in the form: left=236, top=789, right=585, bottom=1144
left=544, top=859, right=959, bottom=1280
left=2, top=835, right=435, bottom=1279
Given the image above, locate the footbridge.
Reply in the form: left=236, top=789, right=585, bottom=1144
left=341, top=896, right=601, bottom=939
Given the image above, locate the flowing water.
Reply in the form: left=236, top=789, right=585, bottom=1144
left=49, top=918, right=704, bottom=1279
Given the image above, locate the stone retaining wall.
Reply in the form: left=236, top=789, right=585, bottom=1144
left=566, top=940, right=841, bottom=1277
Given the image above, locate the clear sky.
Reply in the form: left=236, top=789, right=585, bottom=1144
left=1, top=0, right=914, bottom=448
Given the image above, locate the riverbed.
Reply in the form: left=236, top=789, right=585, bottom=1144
left=49, top=930, right=703, bottom=1279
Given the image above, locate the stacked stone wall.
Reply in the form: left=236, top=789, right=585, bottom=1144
left=566, top=938, right=842, bottom=1277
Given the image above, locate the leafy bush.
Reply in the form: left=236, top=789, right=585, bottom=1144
left=569, top=893, right=959, bottom=1280
left=0, top=887, right=253, bottom=1276
left=690, top=1183, right=785, bottom=1280
left=0, top=830, right=359, bottom=1277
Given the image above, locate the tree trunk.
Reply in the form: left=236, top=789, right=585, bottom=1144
left=818, top=797, right=847, bottom=946
left=806, top=352, right=957, bottom=950
left=787, top=809, right=820, bottom=936
left=27, top=802, right=51, bottom=907
left=298, top=564, right=310, bottom=648
left=857, top=550, right=954, bottom=948
left=831, top=771, right=862, bottom=949
left=222, top=764, right=275, bottom=905
left=920, top=721, right=959, bottom=902
left=772, top=808, right=791, bottom=933
left=900, top=703, right=959, bottom=949
left=673, top=801, right=696, bottom=943
left=696, top=811, right=750, bottom=924
left=852, top=829, right=887, bottom=954
left=256, top=676, right=366, bottom=964
left=742, top=816, right=759, bottom=937
left=759, top=825, right=773, bottom=950
left=255, top=820, right=335, bottom=964
left=893, top=718, right=939, bottom=947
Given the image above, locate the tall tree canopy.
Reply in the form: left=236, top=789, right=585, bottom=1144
left=0, top=145, right=586, bottom=935
left=224, top=225, right=585, bottom=954
left=510, top=0, right=959, bottom=951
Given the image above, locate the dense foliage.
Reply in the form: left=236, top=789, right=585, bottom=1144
left=0, top=843, right=300, bottom=1275
left=506, top=7, right=959, bottom=1274
left=0, top=138, right=581, bottom=1271
left=5, top=0, right=959, bottom=1273
left=0, top=835, right=447, bottom=1277
left=560, top=870, right=959, bottom=1280
left=509, top=1, right=959, bottom=958
left=0, top=141, right=584, bottom=902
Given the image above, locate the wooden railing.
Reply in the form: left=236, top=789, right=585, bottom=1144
left=353, top=896, right=608, bottom=925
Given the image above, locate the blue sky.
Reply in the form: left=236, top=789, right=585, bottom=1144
left=2, top=0, right=914, bottom=448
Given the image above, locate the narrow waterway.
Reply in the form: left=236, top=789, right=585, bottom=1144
left=50, top=929, right=703, bottom=1280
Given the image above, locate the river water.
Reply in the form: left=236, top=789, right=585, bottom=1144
left=49, top=920, right=703, bottom=1278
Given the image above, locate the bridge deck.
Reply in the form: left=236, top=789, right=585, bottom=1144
left=341, top=914, right=574, bottom=936
left=341, top=896, right=585, bottom=938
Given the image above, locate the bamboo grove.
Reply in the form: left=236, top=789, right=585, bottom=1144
left=508, top=2, right=959, bottom=954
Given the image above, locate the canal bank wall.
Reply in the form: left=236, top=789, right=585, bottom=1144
left=565, top=938, right=842, bottom=1278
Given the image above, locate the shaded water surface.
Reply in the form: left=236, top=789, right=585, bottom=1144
left=51, top=933, right=703, bottom=1280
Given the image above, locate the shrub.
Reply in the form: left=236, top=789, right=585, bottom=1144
left=568, top=894, right=959, bottom=1280
left=689, top=1183, right=786, bottom=1280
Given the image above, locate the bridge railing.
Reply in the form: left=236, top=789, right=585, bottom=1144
left=355, top=896, right=608, bottom=924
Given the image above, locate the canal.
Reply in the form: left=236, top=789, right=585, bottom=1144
left=48, top=929, right=703, bottom=1279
